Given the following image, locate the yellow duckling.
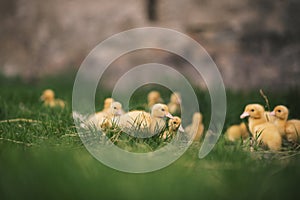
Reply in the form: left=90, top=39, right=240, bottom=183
left=89, top=101, right=123, bottom=129
left=270, top=105, right=300, bottom=142
left=119, top=103, right=173, bottom=135
left=185, top=112, right=204, bottom=141
left=40, top=89, right=65, bottom=108
left=147, top=91, right=164, bottom=109
left=225, top=122, right=249, bottom=142
left=162, top=116, right=184, bottom=139
left=167, top=92, right=181, bottom=115
left=240, top=104, right=281, bottom=151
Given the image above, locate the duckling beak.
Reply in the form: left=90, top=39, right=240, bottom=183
left=240, top=112, right=250, bottom=119
left=165, top=112, right=174, bottom=119
left=115, top=110, right=123, bottom=116
left=178, top=124, right=184, bottom=132
left=269, top=111, right=275, bottom=116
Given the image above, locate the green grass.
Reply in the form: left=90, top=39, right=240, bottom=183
left=1, top=73, right=300, bottom=200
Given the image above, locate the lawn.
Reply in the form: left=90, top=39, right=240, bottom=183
left=1, top=73, right=300, bottom=200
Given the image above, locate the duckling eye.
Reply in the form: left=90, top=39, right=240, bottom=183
left=250, top=109, right=254, bottom=112
left=161, top=108, right=165, bottom=112
left=173, top=121, right=177, bottom=124
left=277, top=110, right=281, bottom=113
left=113, top=107, right=117, bottom=109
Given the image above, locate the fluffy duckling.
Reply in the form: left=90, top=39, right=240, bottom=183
left=119, top=103, right=173, bottom=135
left=162, top=116, right=184, bottom=139
left=269, top=105, right=289, bottom=137
left=88, top=101, right=123, bottom=128
left=185, top=112, right=204, bottom=141
left=270, top=105, right=300, bottom=142
left=225, top=122, right=249, bottom=142
left=285, top=120, right=300, bottom=143
left=40, top=89, right=65, bottom=108
left=240, top=104, right=281, bottom=151
left=147, top=91, right=164, bottom=109
left=167, top=92, right=182, bottom=115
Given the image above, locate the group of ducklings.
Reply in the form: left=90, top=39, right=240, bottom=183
left=40, top=89, right=299, bottom=150
left=226, top=104, right=300, bottom=151
left=87, top=91, right=204, bottom=141
left=40, top=89, right=204, bottom=141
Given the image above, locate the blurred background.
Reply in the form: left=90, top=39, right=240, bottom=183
left=0, top=0, right=299, bottom=90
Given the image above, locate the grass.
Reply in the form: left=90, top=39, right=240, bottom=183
left=1, top=73, right=300, bottom=200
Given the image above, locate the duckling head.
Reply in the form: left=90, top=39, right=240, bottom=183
left=110, top=102, right=123, bottom=116
left=151, top=103, right=173, bottom=119
left=270, top=105, right=289, bottom=121
left=170, top=92, right=182, bottom=104
left=40, top=89, right=55, bottom=102
left=168, top=116, right=184, bottom=132
left=240, top=104, right=265, bottom=119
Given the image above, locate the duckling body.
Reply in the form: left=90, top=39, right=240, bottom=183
left=40, top=89, right=65, bottom=108
left=285, top=120, right=300, bottom=142
left=225, top=122, right=249, bottom=142
left=240, top=104, right=281, bottom=151
left=185, top=112, right=204, bottom=141
left=119, top=110, right=152, bottom=129
left=119, top=103, right=173, bottom=135
left=253, top=122, right=282, bottom=151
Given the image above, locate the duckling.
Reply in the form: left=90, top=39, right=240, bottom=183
left=269, top=105, right=289, bottom=137
left=167, top=92, right=182, bottom=115
left=147, top=91, right=164, bottom=109
left=285, top=120, right=300, bottom=143
left=40, top=89, right=65, bottom=108
left=119, top=103, right=173, bottom=135
left=240, top=104, right=281, bottom=151
left=185, top=112, right=204, bottom=141
left=88, top=101, right=123, bottom=129
left=225, top=122, right=249, bottom=142
left=162, top=116, right=184, bottom=139
left=270, top=105, right=300, bottom=142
